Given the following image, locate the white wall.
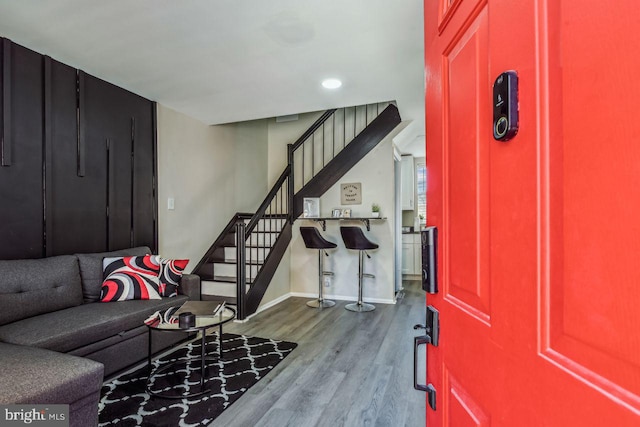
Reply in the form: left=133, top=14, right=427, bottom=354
left=233, top=119, right=269, bottom=212
left=157, top=105, right=268, bottom=273
left=258, top=246, right=291, bottom=310
left=266, top=112, right=323, bottom=186
left=289, top=125, right=405, bottom=304
left=158, top=105, right=403, bottom=310
left=252, top=111, right=325, bottom=309
left=157, top=104, right=236, bottom=272
left=158, top=104, right=290, bottom=310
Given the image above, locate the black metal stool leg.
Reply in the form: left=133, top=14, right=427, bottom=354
left=345, top=250, right=375, bottom=312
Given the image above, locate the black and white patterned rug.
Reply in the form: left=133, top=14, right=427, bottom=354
left=98, top=333, right=297, bottom=426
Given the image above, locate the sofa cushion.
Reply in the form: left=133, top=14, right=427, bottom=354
left=101, top=255, right=161, bottom=301
left=0, top=295, right=188, bottom=353
left=0, top=342, right=104, bottom=405
left=76, top=246, right=151, bottom=303
left=178, top=274, right=202, bottom=301
left=158, top=258, right=189, bottom=297
left=0, top=256, right=83, bottom=326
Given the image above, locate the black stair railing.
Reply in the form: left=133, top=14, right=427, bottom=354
left=193, top=102, right=397, bottom=320
left=287, top=102, right=392, bottom=221
left=234, top=166, right=290, bottom=319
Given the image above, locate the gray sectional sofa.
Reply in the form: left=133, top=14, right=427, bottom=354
left=0, top=246, right=200, bottom=426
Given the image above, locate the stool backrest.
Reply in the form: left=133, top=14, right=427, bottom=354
left=300, top=227, right=337, bottom=249
left=340, top=227, right=379, bottom=250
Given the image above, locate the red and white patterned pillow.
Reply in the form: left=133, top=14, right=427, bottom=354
left=100, top=255, right=161, bottom=302
left=158, top=258, right=189, bottom=297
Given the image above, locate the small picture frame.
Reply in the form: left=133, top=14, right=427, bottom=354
left=341, top=208, right=352, bottom=218
left=331, top=209, right=342, bottom=218
left=303, top=198, right=320, bottom=218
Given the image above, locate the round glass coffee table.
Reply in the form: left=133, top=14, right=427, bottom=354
left=146, top=306, right=236, bottom=399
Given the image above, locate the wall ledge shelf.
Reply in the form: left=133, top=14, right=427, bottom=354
left=298, top=217, right=387, bottom=231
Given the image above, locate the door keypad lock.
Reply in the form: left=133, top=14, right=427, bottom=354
left=493, top=71, right=519, bottom=141
left=422, top=227, right=438, bottom=294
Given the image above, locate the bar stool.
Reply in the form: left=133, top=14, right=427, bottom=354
left=340, top=226, right=378, bottom=312
left=300, top=226, right=337, bottom=308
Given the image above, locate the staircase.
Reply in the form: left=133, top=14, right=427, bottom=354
left=192, top=103, right=401, bottom=319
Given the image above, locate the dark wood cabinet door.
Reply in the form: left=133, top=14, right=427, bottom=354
left=0, top=41, right=43, bottom=259
left=129, top=94, right=156, bottom=252
left=0, top=38, right=157, bottom=260
left=81, top=72, right=130, bottom=252
left=82, top=73, right=156, bottom=253
left=45, top=65, right=156, bottom=256
left=46, top=60, right=109, bottom=255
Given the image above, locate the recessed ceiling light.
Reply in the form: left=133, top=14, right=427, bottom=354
left=322, top=78, right=342, bottom=89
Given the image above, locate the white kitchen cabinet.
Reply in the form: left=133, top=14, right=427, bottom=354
left=401, top=155, right=415, bottom=210
left=414, top=239, right=422, bottom=275
left=402, top=241, right=413, bottom=274
left=402, top=233, right=421, bottom=276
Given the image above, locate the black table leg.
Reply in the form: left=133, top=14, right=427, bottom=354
left=147, top=328, right=152, bottom=375
left=219, top=324, right=223, bottom=358
left=200, top=332, right=206, bottom=389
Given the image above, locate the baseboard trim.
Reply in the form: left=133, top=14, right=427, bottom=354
left=258, top=292, right=293, bottom=313
left=232, top=290, right=395, bottom=323
left=290, top=292, right=396, bottom=305
left=235, top=292, right=295, bottom=323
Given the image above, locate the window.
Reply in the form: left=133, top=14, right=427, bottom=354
left=416, top=162, right=427, bottom=226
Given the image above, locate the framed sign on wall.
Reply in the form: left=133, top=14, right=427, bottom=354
left=341, top=182, right=362, bottom=205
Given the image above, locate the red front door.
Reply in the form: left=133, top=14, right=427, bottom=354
left=424, top=0, right=640, bottom=425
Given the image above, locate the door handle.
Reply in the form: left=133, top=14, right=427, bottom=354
left=414, top=335, right=430, bottom=392
left=2, top=38, right=12, bottom=167
left=77, top=71, right=86, bottom=177
left=414, top=335, right=437, bottom=410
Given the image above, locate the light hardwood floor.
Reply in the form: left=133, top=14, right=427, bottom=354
left=210, top=279, right=427, bottom=427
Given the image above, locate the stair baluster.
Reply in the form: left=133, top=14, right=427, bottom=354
left=193, top=103, right=400, bottom=319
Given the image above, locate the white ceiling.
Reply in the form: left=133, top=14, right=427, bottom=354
left=0, top=0, right=425, bottom=155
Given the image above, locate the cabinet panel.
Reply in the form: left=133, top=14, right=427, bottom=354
left=46, top=60, right=106, bottom=255
left=86, top=75, right=134, bottom=251
left=413, top=239, right=422, bottom=275
left=47, top=67, right=155, bottom=255
left=0, top=38, right=157, bottom=259
left=82, top=74, right=155, bottom=252
left=402, top=242, right=413, bottom=274
left=128, top=94, right=156, bottom=251
left=67, top=72, right=112, bottom=253
left=401, top=155, right=414, bottom=210
left=402, top=233, right=421, bottom=275
left=0, top=41, right=43, bottom=259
